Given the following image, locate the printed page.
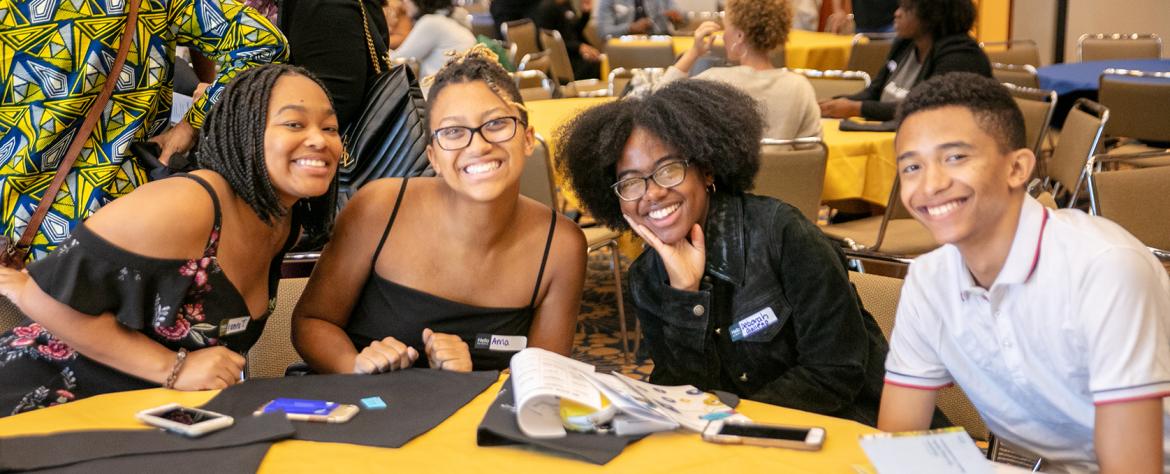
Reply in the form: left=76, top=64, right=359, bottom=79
left=605, top=373, right=748, bottom=432
left=860, top=427, right=995, bottom=474
left=588, top=373, right=678, bottom=435
left=509, top=348, right=602, bottom=439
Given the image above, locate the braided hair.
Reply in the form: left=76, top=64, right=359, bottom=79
left=198, top=63, right=335, bottom=228
left=424, top=45, right=528, bottom=130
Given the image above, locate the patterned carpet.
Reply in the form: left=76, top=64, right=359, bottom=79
left=570, top=247, right=653, bottom=381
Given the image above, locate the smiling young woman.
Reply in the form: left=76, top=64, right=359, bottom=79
left=0, top=64, right=340, bottom=416
left=291, top=46, right=586, bottom=375
left=556, top=79, right=892, bottom=425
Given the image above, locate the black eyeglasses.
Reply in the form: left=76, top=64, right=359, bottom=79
left=432, top=116, right=525, bottom=151
left=611, top=160, right=690, bottom=201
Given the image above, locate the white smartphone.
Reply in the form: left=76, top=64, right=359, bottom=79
left=136, top=403, right=234, bottom=437
left=702, top=420, right=825, bottom=451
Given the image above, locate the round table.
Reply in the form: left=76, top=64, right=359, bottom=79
left=1037, top=59, right=1170, bottom=95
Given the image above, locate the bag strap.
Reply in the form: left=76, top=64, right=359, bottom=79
left=6, top=0, right=143, bottom=265
left=357, top=0, right=390, bottom=74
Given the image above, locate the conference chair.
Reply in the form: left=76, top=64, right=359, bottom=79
left=512, top=69, right=557, bottom=101
left=502, top=19, right=541, bottom=61
left=519, top=136, right=638, bottom=363
left=821, top=177, right=939, bottom=258
left=1002, top=83, right=1057, bottom=163
left=1043, top=98, right=1109, bottom=207
left=754, top=138, right=829, bottom=222
left=1077, top=33, right=1163, bottom=61
left=606, top=36, right=677, bottom=70
left=846, top=32, right=896, bottom=79
left=246, top=278, right=309, bottom=379
left=606, top=67, right=636, bottom=96
left=1086, top=150, right=1170, bottom=256
left=540, top=29, right=610, bottom=97
left=791, top=68, right=871, bottom=101
left=991, top=62, right=1040, bottom=89
left=979, top=39, right=1041, bottom=67
left=583, top=17, right=604, bottom=53
left=1098, top=68, right=1170, bottom=154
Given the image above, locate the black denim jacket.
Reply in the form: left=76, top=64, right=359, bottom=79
left=629, top=193, right=888, bottom=425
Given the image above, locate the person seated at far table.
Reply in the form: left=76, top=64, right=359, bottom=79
left=662, top=0, right=821, bottom=140
left=879, top=72, right=1170, bottom=473
left=391, top=0, right=477, bottom=78
left=292, top=46, right=586, bottom=375
left=819, top=0, right=990, bottom=122
left=595, top=0, right=681, bottom=39
left=556, top=79, right=890, bottom=425
left=0, top=65, right=341, bottom=416
left=534, top=0, right=603, bottom=80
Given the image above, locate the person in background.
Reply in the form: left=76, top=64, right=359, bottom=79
left=595, top=0, right=682, bottom=38
left=827, top=0, right=898, bottom=33
left=491, top=0, right=541, bottom=39
left=0, top=65, right=340, bottom=416
left=880, top=72, right=1170, bottom=472
left=534, top=0, right=603, bottom=81
left=819, top=0, right=990, bottom=122
left=292, top=47, right=585, bottom=375
left=385, top=0, right=415, bottom=49
left=661, top=0, right=821, bottom=140
left=556, top=79, right=889, bottom=425
left=0, top=0, right=287, bottom=263
left=790, top=0, right=821, bottom=31
left=392, top=0, right=478, bottom=78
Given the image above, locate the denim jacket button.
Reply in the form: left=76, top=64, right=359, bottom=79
left=739, top=372, right=748, bottom=382
left=692, top=305, right=705, bottom=316
left=714, top=327, right=722, bottom=335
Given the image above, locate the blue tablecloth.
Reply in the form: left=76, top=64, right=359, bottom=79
left=1038, top=59, right=1170, bottom=95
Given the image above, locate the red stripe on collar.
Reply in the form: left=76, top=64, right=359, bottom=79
left=1025, top=209, right=1050, bottom=281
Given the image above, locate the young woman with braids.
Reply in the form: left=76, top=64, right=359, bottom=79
left=0, top=64, right=341, bottom=416
left=292, top=46, right=586, bottom=374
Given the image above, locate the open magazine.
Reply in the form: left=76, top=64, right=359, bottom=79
left=509, top=348, right=748, bottom=439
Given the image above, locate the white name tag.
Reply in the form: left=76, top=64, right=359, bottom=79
left=730, top=307, right=779, bottom=341
left=220, top=316, right=250, bottom=336
left=474, top=334, right=527, bottom=352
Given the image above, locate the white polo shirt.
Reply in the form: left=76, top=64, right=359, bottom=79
left=886, top=195, right=1170, bottom=472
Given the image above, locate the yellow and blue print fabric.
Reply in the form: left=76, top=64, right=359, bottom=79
left=0, top=0, right=287, bottom=261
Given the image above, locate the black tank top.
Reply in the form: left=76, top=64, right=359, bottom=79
left=344, top=178, right=557, bottom=371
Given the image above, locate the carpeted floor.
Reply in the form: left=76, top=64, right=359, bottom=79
left=570, top=247, right=653, bottom=381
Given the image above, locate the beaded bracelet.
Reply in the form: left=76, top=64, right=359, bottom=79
left=165, top=348, right=188, bottom=389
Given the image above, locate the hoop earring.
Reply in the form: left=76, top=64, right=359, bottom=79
left=707, top=182, right=716, bottom=194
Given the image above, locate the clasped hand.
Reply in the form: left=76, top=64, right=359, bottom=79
left=353, top=328, right=471, bottom=374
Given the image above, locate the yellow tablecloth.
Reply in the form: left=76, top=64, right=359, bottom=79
left=601, top=30, right=856, bottom=78
left=527, top=97, right=896, bottom=207
left=0, top=374, right=881, bottom=473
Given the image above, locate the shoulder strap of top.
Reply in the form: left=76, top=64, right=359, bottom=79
left=528, top=207, right=558, bottom=308
left=176, top=173, right=223, bottom=256
left=371, top=177, right=410, bottom=266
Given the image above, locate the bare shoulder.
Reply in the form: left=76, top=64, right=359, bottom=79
left=521, top=198, right=586, bottom=262
left=83, top=175, right=216, bottom=259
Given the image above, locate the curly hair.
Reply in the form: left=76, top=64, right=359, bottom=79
left=898, top=72, right=1026, bottom=153
left=198, top=64, right=337, bottom=232
left=555, top=80, right=764, bottom=230
left=425, top=45, right=528, bottom=129
left=903, top=0, right=976, bottom=39
left=413, top=0, right=453, bottom=18
left=725, top=0, right=791, bottom=52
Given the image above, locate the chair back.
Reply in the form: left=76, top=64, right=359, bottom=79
left=756, top=138, right=829, bottom=222
left=871, top=176, right=917, bottom=251
left=1048, top=98, right=1108, bottom=204
left=502, top=19, right=541, bottom=60
left=606, top=37, right=676, bottom=70
left=1087, top=151, right=1170, bottom=250
left=792, top=69, right=871, bottom=101
left=847, top=33, right=896, bottom=78
left=519, top=136, right=559, bottom=210
left=1004, top=83, right=1057, bottom=158
left=980, top=39, right=1041, bottom=67
left=847, top=271, right=990, bottom=441
left=1078, top=33, right=1163, bottom=61
left=0, top=298, right=26, bottom=334
left=512, top=70, right=555, bottom=101
left=1098, top=69, right=1170, bottom=144
left=583, top=17, right=604, bottom=53
left=246, top=278, right=308, bottom=378
left=991, top=62, right=1039, bottom=89
left=607, top=67, right=634, bottom=96
left=540, top=29, right=576, bottom=83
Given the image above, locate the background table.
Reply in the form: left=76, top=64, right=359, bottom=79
left=600, top=30, right=856, bottom=78
left=1037, top=59, right=1170, bottom=96
left=527, top=98, right=897, bottom=207
left=0, top=374, right=882, bottom=473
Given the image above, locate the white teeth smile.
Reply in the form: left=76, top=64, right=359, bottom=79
left=648, top=203, right=680, bottom=220
left=463, top=161, right=501, bottom=175
left=295, top=159, right=327, bottom=168
left=924, top=199, right=965, bottom=217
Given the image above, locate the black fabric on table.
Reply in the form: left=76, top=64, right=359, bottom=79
left=201, top=369, right=498, bottom=448
left=476, top=378, right=648, bottom=465
left=25, top=443, right=274, bottom=474
left=0, top=413, right=293, bottom=472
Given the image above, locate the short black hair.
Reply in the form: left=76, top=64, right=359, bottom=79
left=414, top=0, right=453, bottom=17
left=555, top=79, right=764, bottom=230
left=198, top=64, right=337, bottom=232
left=902, top=0, right=976, bottom=39
left=897, top=72, right=1027, bottom=152
left=426, top=45, right=527, bottom=129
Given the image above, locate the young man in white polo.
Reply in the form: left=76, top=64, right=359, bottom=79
left=877, top=72, right=1170, bottom=473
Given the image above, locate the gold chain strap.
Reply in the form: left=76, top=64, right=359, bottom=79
left=357, top=0, right=384, bottom=75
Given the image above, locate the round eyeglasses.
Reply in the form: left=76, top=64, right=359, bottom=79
left=611, top=160, right=690, bottom=201
left=432, top=116, right=525, bottom=151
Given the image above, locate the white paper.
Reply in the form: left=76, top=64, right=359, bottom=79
left=860, top=428, right=995, bottom=474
